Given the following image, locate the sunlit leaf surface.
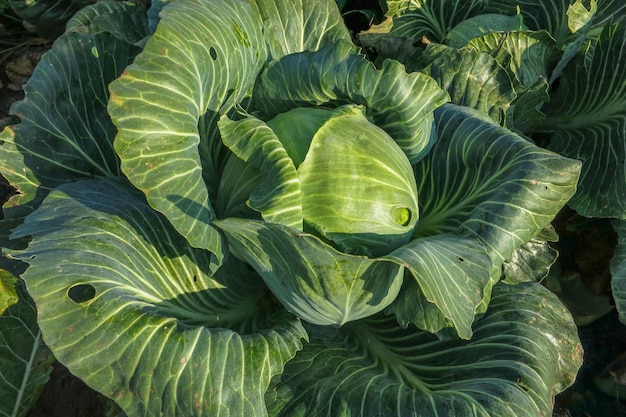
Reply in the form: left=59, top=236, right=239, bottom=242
left=10, top=179, right=306, bottom=417
left=266, top=282, right=582, bottom=417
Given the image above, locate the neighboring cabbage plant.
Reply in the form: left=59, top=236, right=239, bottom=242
left=0, top=0, right=583, bottom=416
left=365, top=0, right=626, bottom=342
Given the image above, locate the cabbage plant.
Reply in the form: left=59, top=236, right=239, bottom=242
left=0, top=0, right=584, bottom=416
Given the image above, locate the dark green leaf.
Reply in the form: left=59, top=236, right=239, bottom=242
left=543, top=22, right=626, bottom=218
left=65, top=1, right=150, bottom=44
left=611, top=219, right=626, bottom=325
left=445, top=13, right=524, bottom=48
left=0, top=32, right=141, bottom=220
left=389, top=0, right=488, bottom=44
left=9, top=0, right=91, bottom=37
left=10, top=178, right=306, bottom=417
left=266, top=282, right=582, bottom=417
left=484, top=0, right=572, bottom=43
left=0, top=269, right=54, bottom=417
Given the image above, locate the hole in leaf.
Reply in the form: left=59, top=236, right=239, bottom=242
left=67, top=284, right=96, bottom=304
left=209, top=46, right=217, bottom=60
left=458, top=257, right=465, bottom=262
left=392, top=206, right=412, bottom=227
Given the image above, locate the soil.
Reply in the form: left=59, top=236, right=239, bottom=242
left=26, top=362, right=106, bottom=417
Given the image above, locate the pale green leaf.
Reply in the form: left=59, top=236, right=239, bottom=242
left=384, top=233, right=493, bottom=338
left=567, top=0, right=597, bottom=33
left=255, top=0, right=351, bottom=59
left=466, top=30, right=560, bottom=89
left=108, top=0, right=269, bottom=269
left=296, top=105, right=419, bottom=256
left=218, top=115, right=302, bottom=229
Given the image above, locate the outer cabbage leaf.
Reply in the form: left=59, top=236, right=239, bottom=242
left=542, top=22, right=626, bottom=218
left=65, top=1, right=150, bottom=44
left=215, top=218, right=405, bottom=326
left=483, top=0, right=573, bottom=43
left=502, top=225, right=559, bottom=284
left=9, top=0, right=91, bottom=37
left=386, top=104, right=580, bottom=337
left=466, top=31, right=559, bottom=89
left=265, top=282, right=582, bottom=417
left=592, top=0, right=626, bottom=28
left=445, top=13, right=525, bottom=48
left=485, top=0, right=625, bottom=41
left=146, top=0, right=169, bottom=33
left=108, top=0, right=269, bottom=270
left=253, top=41, right=449, bottom=163
left=8, top=178, right=306, bottom=417
left=0, top=269, right=54, bottom=417
left=388, top=0, right=488, bottom=44
left=420, top=44, right=516, bottom=123
left=218, top=115, right=302, bottom=229
left=383, top=233, right=493, bottom=338
left=0, top=31, right=142, bottom=221
left=419, top=105, right=580, bottom=261
left=255, top=0, right=351, bottom=60
left=465, top=31, right=560, bottom=132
